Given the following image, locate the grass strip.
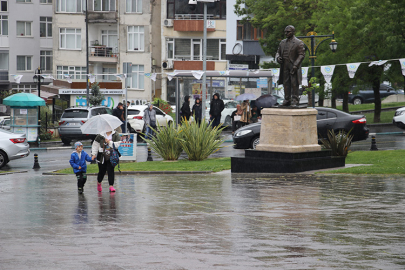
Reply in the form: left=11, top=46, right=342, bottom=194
left=319, top=150, right=405, bottom=174
left=55, top=157, right=231, bottom=174
left=336, top=102, right=405, bottom=112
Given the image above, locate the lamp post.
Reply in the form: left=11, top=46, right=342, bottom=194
left=296, top=31, right=337, bottom=107
left=33, top=67, right=42, bottom=145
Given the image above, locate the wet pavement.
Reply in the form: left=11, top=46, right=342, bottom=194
left=1, top=171, right=404, bottom=269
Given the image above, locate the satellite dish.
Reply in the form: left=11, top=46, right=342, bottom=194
left=232, top=43, right=243, bottom=55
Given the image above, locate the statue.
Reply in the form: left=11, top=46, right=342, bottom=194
left=275, top=25, right=305, bottom=107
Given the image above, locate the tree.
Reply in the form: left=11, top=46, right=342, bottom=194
left=88, top=82, right=104, bottom=106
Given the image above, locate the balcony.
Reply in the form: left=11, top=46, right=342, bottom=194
left=173, top=14, right=216, bottom=32
left=87, top=11, right=118, bottom=23
left=89, top=46, right=118, bottom=63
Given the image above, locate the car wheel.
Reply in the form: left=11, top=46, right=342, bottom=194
left=224, top=115, right=232, bottom=126
left=61, top=138, right=71, bottom=146
left=168, top=121, right=173, bottom=127
left=0, top=150, right=7, bottom=168
left=251, top=136, right=260, bottom=149
left=353, top=97, right=362, bottom=105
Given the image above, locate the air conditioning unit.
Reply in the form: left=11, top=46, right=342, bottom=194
left=163, top=19, right=173, bottom=27
left=162, top=60, right=174, bottom=69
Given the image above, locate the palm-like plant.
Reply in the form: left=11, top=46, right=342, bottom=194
left=142, top=125, right=183, bottom=160
left=179, top=118, right=225, bottom=161
left=319, top=129, right=354, bottom=157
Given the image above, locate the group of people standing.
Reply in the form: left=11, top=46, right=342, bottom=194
left=230, top=100, right=260, bottom=134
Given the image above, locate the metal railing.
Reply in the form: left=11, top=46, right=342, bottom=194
left=174, top=14, right=214, bottom=20
left=90, top=46, right=119, bottom=58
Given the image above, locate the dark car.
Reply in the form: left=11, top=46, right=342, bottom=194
left=58, top=106, right=113, bottom=145
left=348, top=84, right=404, bottom=105
left=233, top=107, right=369, bottom=149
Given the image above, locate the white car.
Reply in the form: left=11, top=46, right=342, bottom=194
left=0, top=116, right=10, bottom=130
left=127, top=105, right=174, bottom=133
left=205, top=100, right=239, bottom=126
left=393, top=107, right=405, bottom=129
left=0, top=129, right=30, bottom=168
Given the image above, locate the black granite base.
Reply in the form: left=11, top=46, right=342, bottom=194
left=231, top=149, right=345, bottom=173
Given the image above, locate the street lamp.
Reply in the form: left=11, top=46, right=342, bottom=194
left=33, top=67, right=43, bottom=145
left=297, top=31, right=338, bottom=107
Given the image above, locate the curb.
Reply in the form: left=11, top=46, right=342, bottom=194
left=43, top=170, right=213, bottom=175
left=0, top=170, right=28, bottom=175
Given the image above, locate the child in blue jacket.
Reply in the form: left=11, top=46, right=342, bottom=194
left=70, top=142, right=93, bottom=194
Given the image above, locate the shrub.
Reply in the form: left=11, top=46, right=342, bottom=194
left=142, top=125, right=182, bottom=160
left=152, top=98, right=173, bottom=114
left=39, top=130, right=53, bottom=141
left=179, top=118, right=225, bottom=161
left=319, top=129, right=354, bottom=157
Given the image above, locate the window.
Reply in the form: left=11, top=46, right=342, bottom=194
left=59, top=28, right=81, bottom=50
left=102, top=67, right=117, bottom=81
left=94, top=0, right=115, bottom=11
left=171, top=38, right=225, bottom=61
left=57, top=66, right=87, bottom=79
left=17, top=0, right=31, bottom=2
left=1, top=1, right=7, bottom=11
left=129, top=64, right=144, bottom=89
left=174, top=39, right=190, bottom=59
left=40, top=17, right=52, bottom=38
left=127, top=26, right=144, bottom=51
left=40, top=51, right=52, bottom=71
left=0, top=52, right=8, bottom=69
left=237, top=21, right=263, bottom=41
left=0, top=15, right=7, bottom=36
left=167, top=0, right=225, bottom=19
left=220, top=39, right=226, bottom=60
left=167, top=38, right=174, bottom=59
left=101, top=30, right=118, bottom=48
left=17, top=21, right=31, bottom=36
left=192, top=39, right=201, bottom=60
left=56, top=0, right=84, bottom=13
left=17, top=56, right=32, bottom=71
left=126, top=0, right=142, bottom=13
left=207, top=39, right=219, bottom=60
left=40, top=0, right=52, bottom=3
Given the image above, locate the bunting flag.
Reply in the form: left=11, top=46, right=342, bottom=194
left=272, top=68, right=280, bottom=84
left=145, top=73, right=157, bottom=81
left=115, top=74, right=126, bottom=82
left=13, top=74, right=23, bottom=84
left=369, top=60, right=388, bottom=67
left=42, top=74, right=55, bottom=80
left=346, top=63, right=361, bottom=78
left=191, top=70, right=204, bottom=80
left=89, top=74, right=96, bottom=83
left=301, top=67, right=309, bottom=86
left=399, top=59, right=405, bottom=76
left=63, top=74, right=72, bottom=83
left=320, top=65, right=336, bottom=83
left=166, top=71, right=178, bottom=81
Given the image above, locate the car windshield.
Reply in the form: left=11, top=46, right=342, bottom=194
left=127, top=110, right=140, bottom=115
left=61, top=110, right=89, bottom=118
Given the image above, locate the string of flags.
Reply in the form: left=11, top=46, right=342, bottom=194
left=10, top=58, right=405, bottom=86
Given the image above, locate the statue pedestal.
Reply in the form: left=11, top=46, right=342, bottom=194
left=231, top=108, right=345, bottom=173
left=256, top=108, right=321, bottom=152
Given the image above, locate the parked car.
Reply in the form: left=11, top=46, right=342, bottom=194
left=127, top=105, right=174, bottom=133
left=58, top=106, right=113, bottom=145
left=0, top=129, right=30, bottom=168
left=392, top=107, right=405, bottom=129
left=233, top=107, right=369, bottom=149
left=0, top=116, right=10, bottom=130
left=348, top=84, right=404, bottom=105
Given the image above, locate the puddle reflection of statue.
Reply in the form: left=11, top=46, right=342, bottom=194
left=275, top=25, right=305, bottom=107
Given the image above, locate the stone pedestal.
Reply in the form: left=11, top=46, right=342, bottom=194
left=231, top=108, right=345, bottom=173
left=256, top=108, right=321, bottom=153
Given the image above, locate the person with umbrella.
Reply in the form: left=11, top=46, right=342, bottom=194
left=80, top=114, right=123, bottom=193
left=231, top=104, right=243, bottom=134
left=240, top=100, right=251, bottom=127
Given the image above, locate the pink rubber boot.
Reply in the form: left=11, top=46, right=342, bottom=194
left=97, top=182, right=102, bottom=192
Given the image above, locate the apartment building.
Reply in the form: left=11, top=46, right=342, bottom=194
left=161, top=0, right=227, bottom=103
left=52, top=0, right=161, bottom=107
left=0, top=0, right=53, bottom=92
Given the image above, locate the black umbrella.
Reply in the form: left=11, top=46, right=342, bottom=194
left=255, top=94, right=278, bottom=109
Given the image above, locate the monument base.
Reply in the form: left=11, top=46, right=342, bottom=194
left=231, top=149, right=345, bottom=173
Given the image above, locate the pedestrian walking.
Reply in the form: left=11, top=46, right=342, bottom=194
left=112, top=102, right=125, bottom=133
left=192, top=97, right=202, bottom=125
left=144, top=103, right=157, bottom=140
left=209, top=93, right=224, bottom=128
left=240, top=100, right=251, bottom=127
left=69, top=141, right=93, bottom=194
left=180, top=95, right=191, bottom=124
left=231, top=104, right=243, bottom=134
left=91, top=129, right=121, bottom=193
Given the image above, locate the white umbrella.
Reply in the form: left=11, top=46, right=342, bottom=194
left=80, top=114, right=122, bottom=134
left=235, top=93, right=257, bottom=101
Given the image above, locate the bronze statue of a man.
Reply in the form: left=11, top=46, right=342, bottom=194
left=276, top=25, right=305, bottom=106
